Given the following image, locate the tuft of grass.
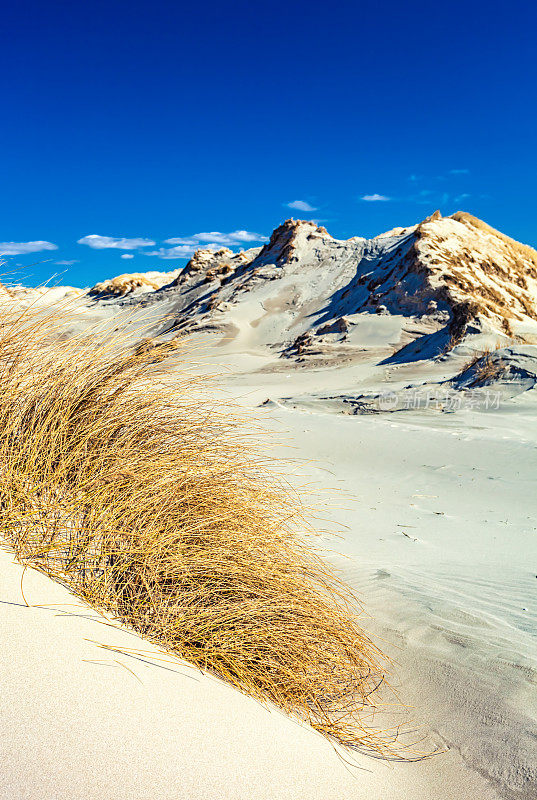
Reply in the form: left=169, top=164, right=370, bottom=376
left=0, top=303, right=413, bottom=758
left=458, top=343, right=507, bottom=386
left=471, top=354, right=506, bottom=385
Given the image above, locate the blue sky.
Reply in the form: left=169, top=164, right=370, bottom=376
left=1, top=0, right=536, bottom=287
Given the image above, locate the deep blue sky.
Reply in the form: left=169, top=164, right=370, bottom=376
left=1, top=0, right=536, bottom=287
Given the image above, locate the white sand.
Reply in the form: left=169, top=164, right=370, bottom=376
left=0, top=548, right=502, bottom=799
left=221, top=348, right=537, bottom=799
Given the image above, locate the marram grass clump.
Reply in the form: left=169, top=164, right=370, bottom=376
left=0, top=304, right=405, bottom=758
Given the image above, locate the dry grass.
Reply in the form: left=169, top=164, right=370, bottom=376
left=442, top=331, right=464, bottom=355
left=0, top=303, right=412, bottom=758
left=459, top=343, right=507, bottom=386
left=471, top=354, right=507, bottom=386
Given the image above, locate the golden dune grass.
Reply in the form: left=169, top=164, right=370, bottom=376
left=458, top=342, right=507, bottom=386
left=0, top=303, right=410, bottom=757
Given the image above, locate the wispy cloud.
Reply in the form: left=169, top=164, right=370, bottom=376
left=165, top=230, right=267, bottom=247
left=285, top=200, right=318, bottom=212
left=147, top=232, right=269, bottom=260
left=410, top=169, right=470, bottom=182
left=0, top=240, right=58, bottom=256
left=149, top=230, right=268, bottom=258
left=55, top=259, right=79, bottom=266
left=407, top=187, right=472, bottom=207
left=408, top=188, right=449, bottom=205
left=120, top=253, right=134, bottom=259
left=360, top=194, right=391, bottom=202
left=77, top=235, right=156, bottom=250
left=358, top=169, right=472, bottom=211
left=145, top=245, right=204, bottom=260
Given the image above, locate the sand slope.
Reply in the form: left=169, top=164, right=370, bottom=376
left=1, top=548, right=503, bottom=800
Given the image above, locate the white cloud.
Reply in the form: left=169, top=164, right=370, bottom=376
left=161, top=237, right=197, bottom=246
left=55, top=259, right=79, bottom=266
left=0, top=240, right=58, bottom=256
left=120, top=253, right=134, bottom=259
left=450, top=169, right=470, bottom=175
left=165, top=230, right=267, bottom=247
left=360, top=194, right=391, bottom=202
left=145, top=245, right=202, bottom=260
left=454, top=193, right=470, bottom=203
left=77, top=234, right=155, bottom=250
left=146, top=239, right=252, bottom=260
left=285, top=200, right=318, bottom=212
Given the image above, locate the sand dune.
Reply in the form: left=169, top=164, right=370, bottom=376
left=2, top=211, right=536, bottom=798
left=0, top=549, right=503, bottom=800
